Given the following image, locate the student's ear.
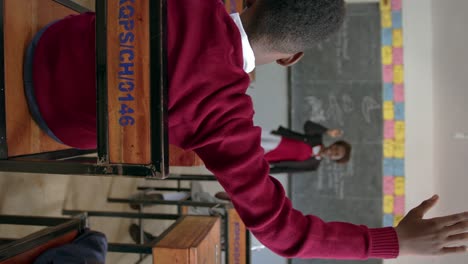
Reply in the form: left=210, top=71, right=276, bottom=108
left=276, top=52, right=304, bottom=67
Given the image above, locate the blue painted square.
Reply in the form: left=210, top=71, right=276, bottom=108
left=383, top=214, right=394, bottom=227
left=394, top=158, right=405, bottom=176
left=392, top=11, right=403, bottom=29
left=383, top=158, right=394, bottom=176
left=394, top=103, right=405, bottom=120
left=382, top=28, right=393, bottom=46
left=383, top=83, right=394, bottom=101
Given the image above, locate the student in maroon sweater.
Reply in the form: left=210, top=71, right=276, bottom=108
left=264, top=121, right=352, bottom=174
left=28, top=0, right=468, bottom=260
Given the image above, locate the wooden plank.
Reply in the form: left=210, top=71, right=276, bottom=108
left=107, top=0, right=151, bottom=164
left=4, top=0, right=75, bottom=157
left=169, top=145, right=204, bottom=167
left=227, top=206, right=247, bottom=264
left=153, top=216, right=221, bottom=264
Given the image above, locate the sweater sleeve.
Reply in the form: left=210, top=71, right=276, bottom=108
left=192, top=117, right=400, bottom=259
left=269, top=158, right=321, bottom=174
left=303, top=121, right=328, bottom=136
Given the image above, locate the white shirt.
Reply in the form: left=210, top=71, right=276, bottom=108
left=313, top=146, right=322, bottom=160
left=230, top=13, right=256, bottom=73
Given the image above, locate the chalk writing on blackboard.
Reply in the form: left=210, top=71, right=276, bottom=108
left=342, top=94, right=354, bottom=113
left=362, top=96, right=381, bottom=123
left=305, top=94, right=381, bottom=125
left=304, top=96, right=326, bottom=123
left=336, top=20, right=350, bottom=75
left=316, top=158, right=354, bottom=199
left=326, top=94, right=344, bottom=126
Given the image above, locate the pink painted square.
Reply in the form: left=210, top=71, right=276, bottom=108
left=394, top=84, right=405, bottom=102
left=394, top=195, right=405, bottom=215
left=383, top=176, right=395, bottom=195
left=384, top=120, right=395, bottom=139
left=392, top=0, right=402, bottom=11
left=393, top=47, right=404, bottom=65
left=383, top=65, right=393, bottom=83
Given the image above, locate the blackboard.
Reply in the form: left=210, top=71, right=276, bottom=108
left=289, top=4, right=383, bottom=264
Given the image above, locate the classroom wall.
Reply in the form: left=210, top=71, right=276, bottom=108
left=388, top=0, right=468, bottom=264
left=248, top=63, right=290, bottom=264
left=430, top=0, right=468, bottom=263
left=385, top=0, right=436, bottom=264
left=251, top=1, right=468, bottom=264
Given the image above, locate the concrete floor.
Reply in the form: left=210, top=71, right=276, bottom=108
left=0, top=170, right=224, bottom=263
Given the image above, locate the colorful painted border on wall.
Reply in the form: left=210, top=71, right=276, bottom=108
left=381, top=0, right=405, bottom=227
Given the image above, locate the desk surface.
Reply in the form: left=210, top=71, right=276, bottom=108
left=4, top=0, right=75, bottom=157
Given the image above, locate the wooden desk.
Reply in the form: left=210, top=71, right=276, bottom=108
left=153, top=216, right=221, bottom=264
left=180, top=205, right=248, bottom=264
left=226, top=206, right=247, bottom=264
left=104, top=215, right=221, bottom=264
left=0, top=0, right=169, bottom=177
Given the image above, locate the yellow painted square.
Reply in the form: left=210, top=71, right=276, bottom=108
left=394, top=139, right=405, bottom=158
left=384, top=195, right=394, bottom=214
left=394, top=121, right=405, bottom=140
left=394, top=65, right=404, bottom=84
left=383, top=101, right=395, bottom=120
left=393, top=29, right=403, bottom=48
left=394, top=215, right=404, bottom=227
left=380, top=0, right=391, bottom=11
left=383, top=139, right=394, bottom=158
left=382, top=11, right=392, bottom=28
left=382, top=46, right=393, bottom=65
left=394, top=177, right=405, bottom=196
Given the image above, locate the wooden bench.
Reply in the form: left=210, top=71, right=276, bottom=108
left=0, top=214, right=86, bottom=264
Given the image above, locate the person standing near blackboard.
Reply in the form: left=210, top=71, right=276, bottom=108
left=262, top=121, right=351, bottom=173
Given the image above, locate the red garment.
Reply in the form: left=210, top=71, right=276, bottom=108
left=33, top=14, right=96, bottom=149
left=32, top=0, right=399, bottom=259
left=264, top=138, right=314, bottom=163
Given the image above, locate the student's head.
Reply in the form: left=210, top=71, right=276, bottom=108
left=241, top=0, right=346, bottom=66
left=323, top=140, right=351, bottom=164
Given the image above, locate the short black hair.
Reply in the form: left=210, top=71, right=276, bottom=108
left=331, top=140, right=351, bottom=164
left=247, top=0, right=346, bottom=53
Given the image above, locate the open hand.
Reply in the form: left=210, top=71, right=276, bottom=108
left=327, top=129, right=343, bottom=138
left=395, top=195, right=468, bottom=256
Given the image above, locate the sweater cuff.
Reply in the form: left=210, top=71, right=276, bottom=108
left=368, top=227, right=399, bottom=259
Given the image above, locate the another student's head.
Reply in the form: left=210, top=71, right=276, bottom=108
left=241, top=0, right=346, bottom=66
left=323, top=140, right=351, bottom=164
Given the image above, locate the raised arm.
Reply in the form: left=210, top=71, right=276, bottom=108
left=269, top=158, right=321, bottom=174
left=304, top=121, right=342, bottom=138
left=189, top=113, right=399, bottom=258
left=303, top=120, right=328, bottom=136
